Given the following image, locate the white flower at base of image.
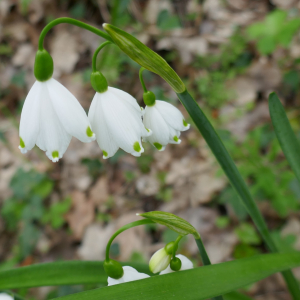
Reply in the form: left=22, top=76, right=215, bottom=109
left=160, top=254, right=193, bottom=275
left=0, top=293, right=14, bottom=300
left=149, top=247, right=172, bottom=274
left=107, top=266, right=150, bottom=286
left=88, top=87, right=151, bottom=159
left=143, top=100, right=190, bottom=151
left=19, top=78, right=95, bottom=162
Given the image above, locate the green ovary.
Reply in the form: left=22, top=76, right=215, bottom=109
left=173, top=136, right=179, bottom=142
left=153, top=142, right=162, bottom=150
left=133, top=142, right=141, bottom=152
left=52, top=151, right=59, bottom=158
left=19, top=137, right=25, bottom=148
left=86, top=126, right=94, bottom=137
left=103, top=150, right=108, bottom=157
left=183, top=119, right=188, bottom=127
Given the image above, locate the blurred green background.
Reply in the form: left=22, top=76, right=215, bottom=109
left=0, top=0, right=300, bottom=299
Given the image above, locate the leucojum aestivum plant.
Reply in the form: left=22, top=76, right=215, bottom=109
left=1, top=17, right=300, bottom=300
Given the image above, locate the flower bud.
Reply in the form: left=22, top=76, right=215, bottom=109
left=149, top=241, right=177, bottom=274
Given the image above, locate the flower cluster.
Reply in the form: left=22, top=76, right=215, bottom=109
left=106, top=243, right=193, bottom=286
left=18, top=49, right=189, bottom=162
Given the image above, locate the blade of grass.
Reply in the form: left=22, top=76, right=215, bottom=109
left=0, top=261, right=150, bottom=289
left=45, top=252, right=300, bottom=300
left=269, top=92, right=300, bottom=182
left=177, top=90, right=300, bottom=299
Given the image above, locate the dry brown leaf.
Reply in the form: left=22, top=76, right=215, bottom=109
left=65, top=191, right=95, bottom=240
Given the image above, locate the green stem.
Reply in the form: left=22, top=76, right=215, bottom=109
left=195, top=237, right=224, bottom=300
left=139, top=67, right=148, bottom=92
left=92, top=41, right=112, bottom=72
left=105, top=219, right=155, bottom=261
left=195, top=237, right=211, bottom=266
left=177, top=89, right=300, bottom=299
left=38, top=17, right=113, bottom=51
left=172, top=235, right=183, bottom=259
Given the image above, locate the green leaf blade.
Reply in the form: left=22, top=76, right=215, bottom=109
left=0, top=261, right=150, bottom=289
left=177, top=90, right=300, bottom=298
left=43, top=252, right=300, bottom=300
left=269, top=92, right=300, bottom=182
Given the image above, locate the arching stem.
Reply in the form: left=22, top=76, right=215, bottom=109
left=38, top=17, right=113, bottom=51
left=92, top=41, right=112, bottom=72
left=139, top=67, right=148, bottom=93
left=172, top=235, right=183, bottom=259
left=105, top=219, right=155, bottom=261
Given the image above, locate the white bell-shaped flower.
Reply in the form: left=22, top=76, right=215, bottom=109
left=160, top=254, right=193, bottom=275
left=143, top=100, right=190, bottom=151
left=88, top=87, right=151, bottom=158
left=0, top=293, right=14, bottom=300
left=149, top=247, right=172, bottom=274
left=107, top=266, right=150, bottom=286
left=19, top=78, right=95, bottom=162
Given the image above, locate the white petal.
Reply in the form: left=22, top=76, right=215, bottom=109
left=0, top=293, right=14, bottom=300
left=149, top=248, right=171, bottom=273
left=47, top=78, right=95, bottom=143
left=108, top=87, right=143, bottom=117
left=122, top=266, right=150, bottom=282
left=168, top=127, right=181, bottom=144
left=19, top=81, right=43, bottom=152
left=159, top=255, right=193, bottom=275
left=101, top=90, right=145, bottom=156
left=107, top=276, right=124, bottom=286
left=88, top=93, right=119, bottom=158
left=177, top=254, right=193, bottom=270
left=155, top=100, right=190, bottom=131
left=159, top=265, right=173, bottom=275
left=143, top=106, right=169, bottom=150
left=35, top=85, right=71, bottom=162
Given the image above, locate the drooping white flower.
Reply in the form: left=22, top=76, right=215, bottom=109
left=0, top=293, right=14, bottom=300
left=143, top=100, right=190, bottom=151
left=88, top=87, right=151, bottom=159
left=149, top=247, right=172, bottom=274
left=160, top=254, right=193, bottom=275
left=19, top=78, right=95, bottom=162
left=107, top=266, right=150, bottom=286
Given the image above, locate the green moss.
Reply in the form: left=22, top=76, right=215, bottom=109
left=133, top=142, right=141, bottom=152
left=19, top=137, right=25, bottom=148
left=153, top=142, right=162, bottom=150
left=86, top=126, right=94, bottom=137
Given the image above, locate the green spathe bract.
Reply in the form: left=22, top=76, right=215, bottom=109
left=138, top=211, right=199, bottom=238
left=103, top=23, right=185, bottom=94
left=34, top=49, right=53, bottom=81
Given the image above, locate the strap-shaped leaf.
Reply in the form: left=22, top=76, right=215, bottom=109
left=269, top=92, right=300, bottom=182
left=0, top=261, right=150, bottom=289
left=138, top=211, right=199, bottom=238
left=176, top=90, right=300, bottom=298
left=48, top=252, right=300, bottom=300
